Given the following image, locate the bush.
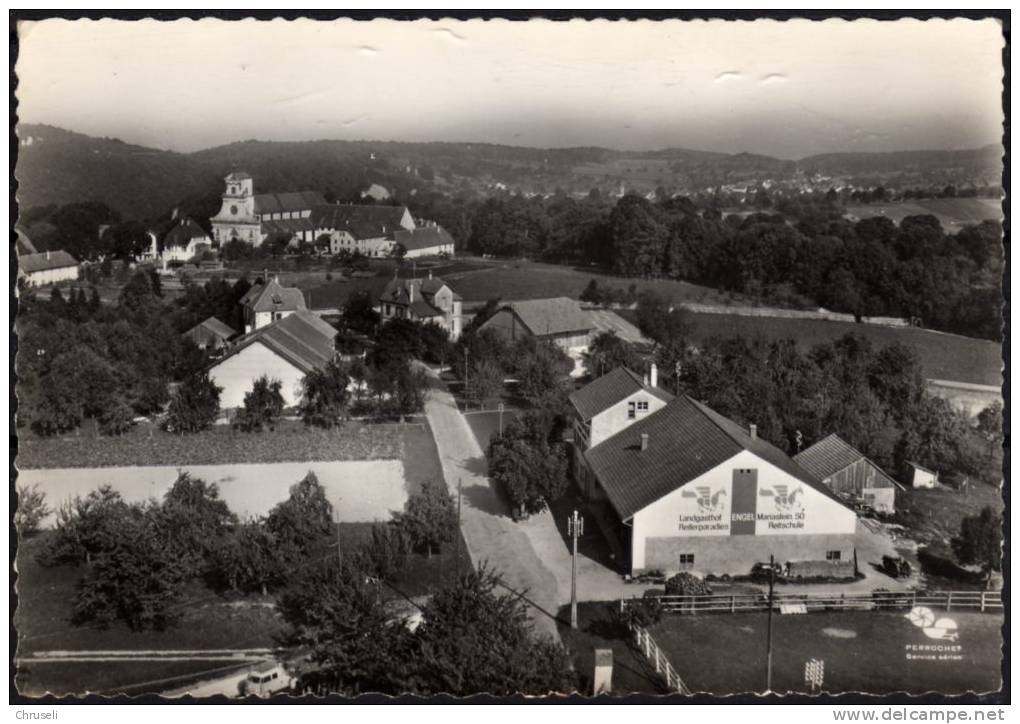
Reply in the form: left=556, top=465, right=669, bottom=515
left=664, top=572, right=712, bottom=596
left=15, top=484, right=51, bottom=537
left=165, top=374, right=222, bottom=433
left=617, top=597, right=664, bottom=629
left=361, top=523, right=409, bottom=581
left=235, top=376, right=285, bottom=432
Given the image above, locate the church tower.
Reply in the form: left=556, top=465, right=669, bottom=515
left=210, top=172, right=262, bottom=246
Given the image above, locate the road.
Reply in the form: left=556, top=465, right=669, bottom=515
left=423, top=372, right=564, bottom=641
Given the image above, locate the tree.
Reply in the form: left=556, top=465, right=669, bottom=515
left=411, top=566, right=575, bottom=696
left=953, top=507, right=1002, bottom=576
left=299, top=360, right=351, bottom=428
left=342, top=290, right=381, bottom=336
left=72, top=504, right=188, bottom=630
left=465, top=359, right=503, bottom=405
left=213, top=521, right=283, bottom=596
left=15, top=484, right=51, bottom=537
left=159, top=473, right=237, bottom=577
left=165, top=374, right=222, bottom=433
left=236, top=376, right=285, bottom=432
left=510, top=336, right=573, bottom=404
left=976, top=401, right=1004, bottom=461
left=38, top=486, right=132, bottom=567
left=579, top=279, right=603, bottom=305
left=634, top=291, right=692, bottom=347
left=267, top=472, right=334, bottom=568
left=392, top=480, right=457, bottom=557
left=584, top=331, right=641, bottom=378
left=488, top=428, right=568, bottom=516
left=894, top=396, right=967, bottom=478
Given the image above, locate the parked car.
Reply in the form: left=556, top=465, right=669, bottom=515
left=239, top=661, right=291, bottom=698
left=880, top=555, right=912, bottom=579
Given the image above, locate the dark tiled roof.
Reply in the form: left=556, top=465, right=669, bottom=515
left=379, top=276, right=458, bottom=312
left=218, top=310, right=337, bottom=374
left=569, top=367, right=673, bottom=421
left=19, top=250, right=79, bottom=274
left=501, top=297, right=592, bottom=337
left=240, top=278, right=307, bottom=313
left=262, top=217, right=315, bottom=236
left=254, top=191, right=327, bottom=215
left=393, top=225, right=455, bottom=252
left=585, top=395, right=843, bottom=521
left=795, top=434, right=900, bottom=490
left=164, top=218, right=210, bottom=248
left=312, top=204, right=410, bottom=240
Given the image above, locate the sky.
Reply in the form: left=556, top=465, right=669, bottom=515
left=15, top=17, right=1005, bottom=158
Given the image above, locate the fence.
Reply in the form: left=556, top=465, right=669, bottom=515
left=623, top=590, right=1002, bottom=616
left=630, top=624, right=690, bottom=695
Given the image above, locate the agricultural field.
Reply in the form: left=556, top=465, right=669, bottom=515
left=651, top=610, right=1003, bottom=696
left=16, top=418, right=438, bottom=470
left=845, top=197, right=1001, bottom=232
left=663, top=311, right=1002, bottom=387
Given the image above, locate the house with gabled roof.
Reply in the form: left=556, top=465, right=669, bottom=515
left=207, top=310, right=338, bottom=408
left=478, top=297, right=593, bottom=376
left=378, top=270, right=463, bottom=339
left=18, top=249, right=80, bottom=287
left=572, top=368, right=858, bottom=576
left=794, top=433, right=902, bottom=513
left=239, top=276, right=307, bottom=332
left=393, top=222, right=455, bottom=258
left=162, top=217, right=213, bottom=263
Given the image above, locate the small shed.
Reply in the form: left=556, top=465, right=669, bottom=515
left=794, top=433, right=902, bottom=513
left=184, top=316, right=236, bottom=351
left=906, top=461, right=939, bottom=489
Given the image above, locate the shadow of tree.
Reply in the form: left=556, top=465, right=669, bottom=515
left=460, top=481, right=508, bottom=517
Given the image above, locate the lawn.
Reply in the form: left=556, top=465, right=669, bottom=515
left=16, top=418, right=435, bottom=470
left=846, top=198, right=1001, bottom=231
left=650, top=610, right=1003, bottom=696
left=653, top=310, right=1001, bottom=386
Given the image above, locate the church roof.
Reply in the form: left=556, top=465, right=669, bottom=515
left=254, top=191, right=327, bottom=215
left=240, top=277, right=307, bottom=313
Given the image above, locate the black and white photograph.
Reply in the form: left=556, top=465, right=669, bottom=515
left=10, top=12, right=1007, bottom=705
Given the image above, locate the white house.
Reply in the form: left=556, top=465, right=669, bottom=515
left=18, top=250, right=80, bottom=287
left=239, top=276, right=307, bottom=332
left=378, top=271, right=463, bottom=340
left=207, top=310, right=337, bottom=409
left=162, top=218, right=213, bottom=263
left=574, top=369, right=859, bottom=576
left=393, top=223, right=455, bottom=258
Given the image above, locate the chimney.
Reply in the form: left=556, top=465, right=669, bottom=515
left=428, top=269, right=433, bottom=280
left=650, top=362, right=658, bottom=388
left=749, top=424, right=757, bottom=440
left=408, top=282, right=414, bottom=302
left=46, top=250, right=50, bottom=260
left=640, top=433, right=649, bottom=451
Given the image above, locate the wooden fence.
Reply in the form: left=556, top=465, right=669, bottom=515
left=623, top=590, right=1002, bottom=616
left=630, top=624, right=690, bottom=695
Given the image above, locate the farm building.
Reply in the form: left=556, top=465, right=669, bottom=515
left=183, top=316, right=236, bottom=351
left=239, top=276, right=307, bottom=332
left=794, top=434, right=902, bottom=514
left=906, top=461, right=939, bottom=489
left=573, top=369, right=858, bottom=577
left=207, top=310, right=337, bottom=409
left=393, top=223, right=456, bottom=258
left=569, top=364, right=673, bottom=499
left=378, top=271, right=463, bottom=340
left=478, top=297, right=593, bottom=375
left=18, top=249, right=80, bottom=287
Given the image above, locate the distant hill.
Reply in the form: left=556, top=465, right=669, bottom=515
left=13, top=123, right=1003, bottom=221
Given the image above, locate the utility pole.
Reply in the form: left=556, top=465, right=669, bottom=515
left=464, top=347, right=470, bottom=403
left=568, top=510, right=584, bottom=629
left=335, top=502, right=343, bottom=568
left=456, top=478, right=463, bottom=576
left=497, top=402, right=505, bottom=437
left=765, top=553, right=776, bottom=692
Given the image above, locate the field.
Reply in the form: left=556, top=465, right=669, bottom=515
left=16, top=418, right=438, bottom=470
left=845, top=197, right=1001, bottom=232
left=656, top=311, right=1001, bottom=387
left=651, top=610, right=1003, bottom=696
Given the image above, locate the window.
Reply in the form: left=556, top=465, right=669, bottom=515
left=627, top=401, right=636, bottom=419
left=826, top=550, right=841, bottom=561
left=637, top=400, right=649, bottom=412
left=678, top=554, right=695, bottom=568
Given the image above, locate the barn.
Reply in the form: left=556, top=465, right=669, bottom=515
left=478, top=297, right=593, bottom=376
left=575, top=373, right=859, bottom=577
left=183, top=316, right=237, bottom=352
left=794, top=433, right=902, bottom=513
left=207, top=310, right=337, bottom=409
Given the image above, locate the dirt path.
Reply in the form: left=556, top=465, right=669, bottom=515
left=423, top=372, right=564, bottom=642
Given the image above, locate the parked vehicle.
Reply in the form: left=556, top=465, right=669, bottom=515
left=880, top=555, right=912, bottom=579
left=239, top=661, right=291, bottom=698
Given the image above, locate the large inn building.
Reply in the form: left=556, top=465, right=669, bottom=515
left=570, top=366, right=858, bottom=577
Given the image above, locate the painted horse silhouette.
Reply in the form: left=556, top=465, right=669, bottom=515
left=681, top=486, right=727, bottom=513
left=758, top=484, right=804, bottom=512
